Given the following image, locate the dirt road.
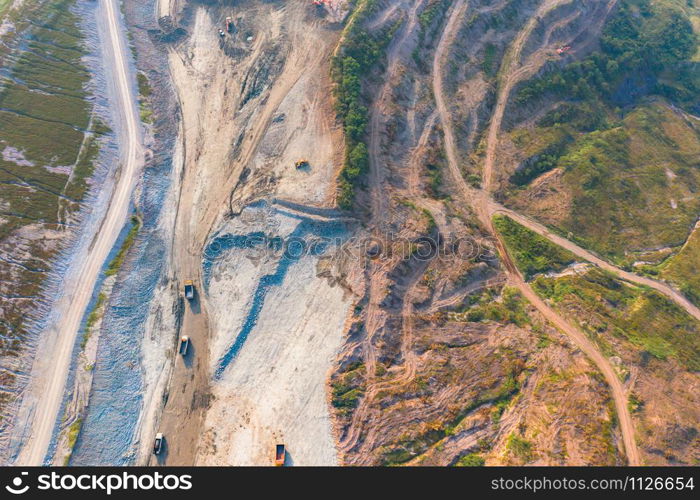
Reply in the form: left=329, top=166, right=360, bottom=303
left=431, top=0, right=472, bottom=198
left=482, top=0, right=571, bottom=192
left=369, top=0, right=426, bottom=222
left=431, top=0, right=640, bottom=465
left=15, top=0, right=142, bottom=465
left=492, top=204, right=700, bottom=322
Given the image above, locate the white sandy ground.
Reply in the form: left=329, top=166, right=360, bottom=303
left=254, top=70, right=339, bottom=205
left=198, top=209, right=351, bottom=466
left=132, top=1, right=351, bottom=465
left=11, top=0, right=143, bottom=465
left=131, top=138, right=185, bottom=465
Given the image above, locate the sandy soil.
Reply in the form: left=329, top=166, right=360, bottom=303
left=148, top=0, right=350, bottom=466
left=197, top=207, right=351, bottom=466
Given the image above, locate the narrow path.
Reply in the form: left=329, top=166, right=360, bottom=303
left=16, top=0, right=142, bottom=465
left=369, top=0, right=426, bottom=224
left=340, top=0, right=432, bottom=456
left=431, top=0, right=472, bottom=198
left=491, top=204, right=700, bottom=322
left=482, top=0, right=571, bottom=192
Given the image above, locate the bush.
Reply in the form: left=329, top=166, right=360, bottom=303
left=331, top=0, right=397, bottom=208
left=493, top=215, right=576, bottom=279
left=506, top=433, right=533, bottom=461
left=516, top=0, right=697, bottom=106
left=456, top=453, right=485, bottom=466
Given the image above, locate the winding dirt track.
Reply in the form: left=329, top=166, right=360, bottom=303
left=369, top=0, right=426, bottom=222
left=16, top=0, right=142, bottom=465
left=491, top=204, right=700, bottom=322
left=482, top=0, right=572, bottom=192
left=431, top=0, right=641, bottom=465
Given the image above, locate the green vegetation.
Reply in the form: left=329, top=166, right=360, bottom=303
left=456, top=453, right=485, bottom=466
left=67, top=418, right=82, bottom=449
left=332, top=0, right=398, bottom=209
left=136, top=72, right=152, bottom=98
left=0, top=0, right=94, bottom=240
left=380, top=358, right=525, bottom=465
left=507, top=1, right=700, bottom=261
left=562, top=104, right=700, bottom=261
left=331, top=361, right=366, bottom=416
left=0, top=0, right=12, bottom=19
left=517, top=0, right=697, bottom=106
left=412, top=0, right=451, bottom=71
left=658, top=229, right=700, bottom=306
left=455, top=286, right=532, bottom=327
left=105, top=216, right=141, bottom=277
left=0, top=0, right=100, bottom=411
left=509, top=130, right=573, bottom=186
left=494, top=215, right=577, bottom=279
left=533, top=268, right=700, bottom=370
left=509, top=101, right=700, bottom=262
left=481, top=43, right=498, bottom=78
left=63, top=417, right=83, bottom=465
left=506, top=433, right=534, bottom=462
left=81, top=292, right=107, bottom=349
left=137, top=72, right=153, bottom=124
left=425, top=161, right=444, bottom=199
left=628, top=392, right=644, bottom=413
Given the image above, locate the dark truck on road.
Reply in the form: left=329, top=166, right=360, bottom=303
left=275, top=444, right=286, bottom=466
left=184, top=280, right=194, bottom=300
left=179, top=335, right=190, bottom=356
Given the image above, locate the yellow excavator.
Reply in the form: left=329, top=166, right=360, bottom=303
left=295, top=159, right=309, bottom=169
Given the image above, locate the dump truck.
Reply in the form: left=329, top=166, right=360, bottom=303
left=153, top=433, right=164, bottom=455
left=179, top=335, right=190, bottom=356
left=225, top=16, right=233, bottom=33
left=184, top=280, right=194, bottom=300
left=295, top=159, right=309, bottom=169
left=275, top=444, right=286, bottom=466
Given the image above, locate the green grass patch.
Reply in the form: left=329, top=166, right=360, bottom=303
left=63, top=417, right=83, bottom=465
left=66, top=418, right=82, bottom=449
left=0, top=0, right=101, bottom=397
left=659, top=228, right=700, bottom=307
left=508, top=101, right=700, bottom=263
left=412, top=0, right=451, bottom=71
left=81, top=292, right=107, bottom=349
left=105, top=216, right=141, bottom=277
left=455, top=453, right=485, bottom=466
left=456, top=286, right=532, bottom=327
left=493, top=215, right=577, bottom=279
left=506, top=433, right=534, bottom=462
left=628, top=392, right=643, bottom=413
left=331, top=362, right=366, bottom=416
left=506, top=1, right=700, bottom=262
left=532, top=268, right=700, bottom=370
left=136, top=72, right=154, bottom=124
